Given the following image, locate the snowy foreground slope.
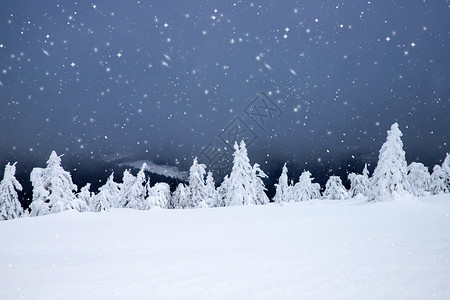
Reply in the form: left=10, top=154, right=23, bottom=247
left=1, top=195, right=450, bottom=300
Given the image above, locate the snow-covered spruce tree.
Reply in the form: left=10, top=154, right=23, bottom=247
left=189, top=157, right=209, bottom=208
left=368, top=123, right=411, bottom=202
left=216, top=175, right=230, bottom=207
left=291, top=171, right=321, bottom=202
left=429, top=165, right=449, bottom=195
left=205, top=171, right=219, bottom=207
left=323, top=176, right=349, bottom=200
left=92, top=173, right=120, bottom=212
left=442, top=153, right=450, bottom=191
left=407, top=162, right=431, bottom=197
left=171, top=183, right=190, bottom=209
left=222, top=140, right=269, bottom=206
left=347, top=164, right=370, bottom=198
left=123, top=164, right=148, bottom=210
left=29, top=151, right=78, bottom=216
left=147, top=182, right=171, bottom=209
left=0, top=162, right=23, bottom=220
left=273, top=163, right=289, bottom=203
left=76, top=183, right=94, bottom=212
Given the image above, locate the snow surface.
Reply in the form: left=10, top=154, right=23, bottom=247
left=1, top=195, right=450, bottom=300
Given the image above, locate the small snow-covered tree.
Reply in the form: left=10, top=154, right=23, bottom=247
left=429, top=165, right=449, bottom=195
left=76, top=183, right=94, bottom=211
left=0, top=162, right=23, bottom=220
left=171, top=183, right=191, bottom=209
left=147, top=182, right=171, bottom=209
left=273, top=163, right=289, bottom=203
left=222, top=141, right=269, bottom=206
left=29, top=151, right=78, bottom=216
left=368, top=123, right=411, bottom=201
left=92, top=173, right=120, bottom=212
left=291, top=171, right=321, bottom=202
left=123, top=164, right=148, bottom=210
left=323, top=176, right=349, bottom=200
left=205, top=171, right=219, bottom=207
left=407, top=162, right=431, bottom=197
left=189, top=157, right=209, bottom=208
left=348, top=164, right=370, bottom=198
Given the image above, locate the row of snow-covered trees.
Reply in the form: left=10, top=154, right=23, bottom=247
left=1, top=123, right=449, bottom=220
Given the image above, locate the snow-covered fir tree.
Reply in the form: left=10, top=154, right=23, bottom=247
left=407, top=162, right=431, bottom=197
left=189, top=157, right=209, bottom=208
left=222, top=141, right=269, bottom=206
left=0, top=162, right=23, bottom=220
left=442, top=153, right=450, bottom=190
left=147, top=182, right=171, bottom=209
left=291, top=171, right=321, bottom=202
left=216, top=175, right=230, bottom=207
left=323, top=176, right=349, bottom=200
left=76, top=183, right=94, bottom=211
left=273, top=163, right=289, bottom=203
left=92, top=173, right=120, bottom=212
left=123, top=164, right=148, bottom=210
left=29, top=151, right=78, bottom=216
left=347, top=164, right=370, bottom=198
left=368, top=123, right=411, bottom=201
left=429, top=165, right=449, bottom=195
left=205, top=171, right=219, bottom=207
left=171, top=183, right=190, bottom=209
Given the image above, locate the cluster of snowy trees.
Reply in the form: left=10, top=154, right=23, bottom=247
left=1, top=123, right=449, bottom=220
left=272, top=123, right=449, bottom=202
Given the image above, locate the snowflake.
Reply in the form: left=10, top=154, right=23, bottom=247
left=70, top=62, right=76, bottom=67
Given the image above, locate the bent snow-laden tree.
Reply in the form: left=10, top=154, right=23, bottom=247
left=348, top=164, right=370, bottom=198
left=323, top=176, right=349, bottom=200
left=221, top=141, right=269, bottom=206
left=0, top=162, right=23, bottom=220
left=76, top=183, right=94, bottom=212
left=205, top=171, right=219, bottom=207
left=122, top=164, right=148, bottom=210
left=147, top=182, right=171, bottom=209
left=29, top=151, right=78, bottom=216
left=368, top=123, right=411, bottom=201
left=92, top=173, right=120, bottom=212
left=292, top=171, right=321, bottom=202
left=407, top=162, right=431, bottom=197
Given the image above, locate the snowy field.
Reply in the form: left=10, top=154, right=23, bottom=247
left=1, top=195, right=450, bottom=300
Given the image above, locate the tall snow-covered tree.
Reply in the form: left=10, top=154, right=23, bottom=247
left=348, top=164, right=370, bottom=198
left=189, top=157, right=209, bottom=208
left=147, top=182, right=171, bottom=209
left=0, top=162, right=23, bottom=220
left=171, top=183, right=191, bottom=209
left=273, top=163, right=289, bottom=203
left=368, top=123, right=411, bottom=201
left=205, top=171, right=219, bottom=207
left=407, top=162, right=431, bottom=197
left=92, top=173, right=120, bottom=212
left=123, top=164, right=148, bottom=210
left=291, top=171, right=321, bottom=202
left=29, top=151, right=78, bottom=216
left=222, top=141, right=269, bottom=206
left=429, top=165, right=449, bottom=195
left=76, top=183, right=94, bottom=212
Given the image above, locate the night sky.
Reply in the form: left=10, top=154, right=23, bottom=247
left=1, top=0, right=449, bottom=198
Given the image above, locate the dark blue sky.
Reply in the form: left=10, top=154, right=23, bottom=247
left=1, top=0, right=449, bottom=183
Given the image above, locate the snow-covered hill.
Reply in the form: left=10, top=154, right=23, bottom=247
left=1, top=195, right=450, bottom=300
